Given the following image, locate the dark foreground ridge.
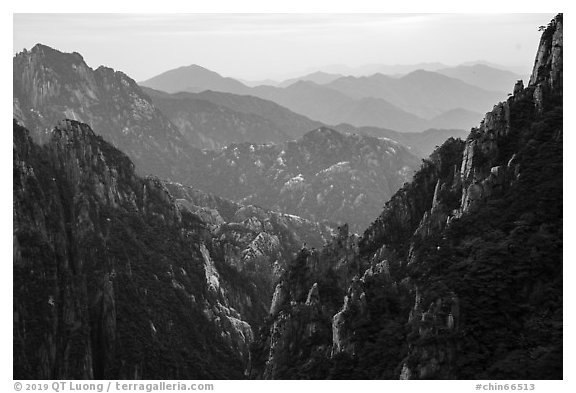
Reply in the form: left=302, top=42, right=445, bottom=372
left=250, top=14, right=562, bottom=380
left=13, top=118, right=334, bottom=379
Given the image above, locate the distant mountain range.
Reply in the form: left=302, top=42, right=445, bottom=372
left=436, top=64, right=525, bottom=92
left=249, top=81, right=431, bottom=132
left=13, top=44, right=428, bottom=233
left=324, top=70, right=503, bottom=118
left=278, top=71, right=344, bottom=87
left=142, top=87, right=298, bottom=150
left=428, top=108, right=484, bottom=130
left=297, top=62, right=450, bottom=77
left=291, top=60, right=528, bottom=79
left=333, top=124, right=469, bottom=158
left=140, top=62, right=512, bottom=132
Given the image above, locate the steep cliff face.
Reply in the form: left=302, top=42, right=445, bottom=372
left=249, top=224, right=362, bottom=379
left=398, top=15, right=562, bottom=380
left=165, top=181, right=335, bottom=298
left=250, top=137, right=463, bottom=379
left=13, top=44, right=200, bottom=182
left=254, top=14, right=562, bottom=380
left=12, top=119, right=264, bottom=379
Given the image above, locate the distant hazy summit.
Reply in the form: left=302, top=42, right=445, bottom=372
left=140, top=64, right=251, bottom=95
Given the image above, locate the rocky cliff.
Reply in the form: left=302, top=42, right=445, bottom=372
left=13, top=114, right=341, bottom=379
left=165, top=181, right=335, bottom=296
left=253, top=14, right=562, bottom=380
left=13, top=44, right=201, bottom=182
left=13, top=118, right=258, bottom=378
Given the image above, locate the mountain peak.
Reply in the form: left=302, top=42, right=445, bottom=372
left=303, top=126, right=343, bottom=140
left=17, top=43, right=86, bottom=65
left=529, top=13, right=562, bottom=91
left=30, top=42, right=54, bottom=53
left=52, top=118, right=96, bottom=139
left=401, top=69, right=440, bottom=79
left=140, top=63, right=249, bottom=94
left=184, top=63, right=221, bottom=75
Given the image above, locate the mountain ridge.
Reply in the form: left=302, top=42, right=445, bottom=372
left=13, top=43, right=202, bottom=183
left=250, top=13, right=563, bottom=380
left=187, top=126, right=422, bottom=233
left=139, top=62, right=503, bottom=132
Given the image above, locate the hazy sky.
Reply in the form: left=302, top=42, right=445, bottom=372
left=13, top=13, right=555, bottom=81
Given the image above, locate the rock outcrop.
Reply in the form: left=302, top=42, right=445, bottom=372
left=13, top=44, right=201, bottom=182
left=253, top=14, right=563, bottom=380
left=13, top=119, right=260, bottom=379
left=165, top=181, right=335, bottom=296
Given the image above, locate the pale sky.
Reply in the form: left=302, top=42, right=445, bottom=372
left=13, top=13, right=555, bottom=82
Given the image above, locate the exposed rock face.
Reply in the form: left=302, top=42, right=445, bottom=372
left=189, top=127, right=421, bottom=233
left=253, top=14, right=562, bottom=380
left=13, top=116, right=339, bottom=379
left=305, top=283, right=320, bottom=306
left=332, top=279, right=368, bottom=356
left=165, top=181, right=335, bottom=296
left=12, top=119, right=262, bottom=379
left=13, top=44, right=201, bottom=182
left=269, top=283, right=288, bottom=316
left=250, top=226, right=362, bottom=379
left=13, top=14, right=562, bottom=381
left=529, top=15, right=563, bottom=92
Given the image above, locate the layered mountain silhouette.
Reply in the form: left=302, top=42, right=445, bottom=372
left=278, top=71, right=344, bottom=87
left=142, top=88, right=292, bottom=150
left=13, top=13, right=562, bottom=381
left=428, top=108, right=484, bottom=130
left=249, top=81, right=431, bottom=132
left=12, top=44, right=424, bottom=235
left=333, top=124, right=469, bottom=158
left=311, top=62, right=448, bottom=76
left=143, top=87, right=323, bottom=149
left=139, top=62, right=504, bottom=132
left=437, top=64, right=525, bottom=92
left=324, top=70, right=504, bottom=119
